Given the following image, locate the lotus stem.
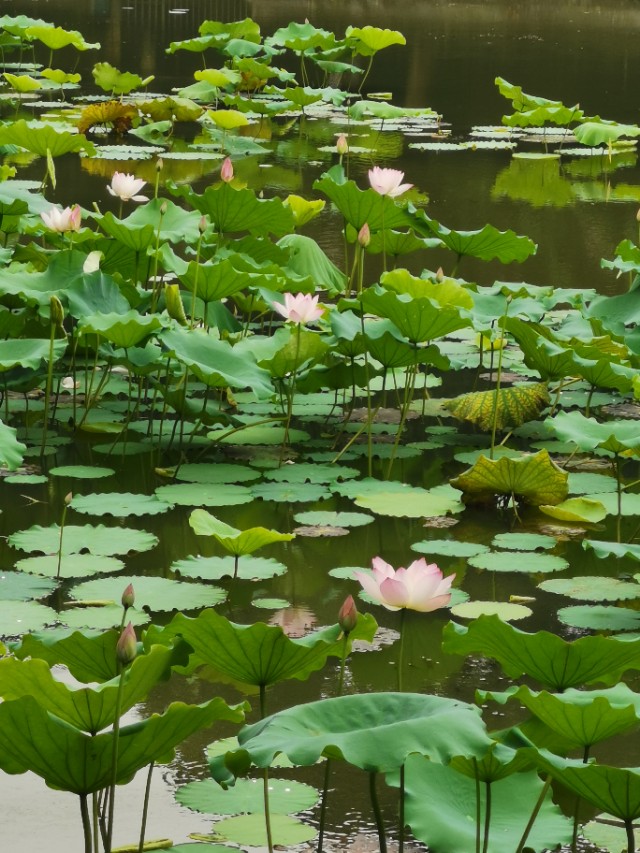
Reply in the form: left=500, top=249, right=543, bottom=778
left=317, top=758, right=332, bottom=853
left=489, top=303, right=510, bottom=460
left=385, top=358, right=417, bottom=479
left=40, top=312, right=57, bottom=455
left=369, top=772, right=388, bottom=853
left=515, top=774, right=552, bottom=853
left=397, top=608, right=407, bottom=692
left=137, top=762, right=155, bottom=853
left=357, top=54, right=374, bottom=94
left=358, top=304, right=375, bottom=477
left=106, top=664, right=128, bottom=852
left=616, top=455, right=623, bottom=544
left=280, top=323, right=302, bottom=463
left=398, top=763, right=405, bottom=853
left=474, top=758, right=481, bottom=853
left=56, top=497, right=69, bottom=580
left=80, top=793, right=92, bottom=853
left=93, top=791, right=100, bottom=853
left=189, top=230, right=204, bottom=329
left=481, top=780, right=491, bottom=853
left=626, top=818, right=635, bottom=853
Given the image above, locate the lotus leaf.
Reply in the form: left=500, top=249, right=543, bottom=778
left=313, top=172, right=414, bottom=232
left=69, top=576, right=226, bottom=613
left=585, top=540, right=640, bottom=561
left=558, top=604, right=640, bottom=632
left=8, top=524, right=158, bottom=556
left=451, top=450, right=568, bottom=506
left=210, top=814, right=316, bottom=847
left=172, top=555, right=287, bottom=581
left=346, top=26, right=406, bottom=55
left=25, top=24, right=99, bottom=52
left=176, top=777, right=317, bottom=815
left=15, top=553, right=124, bottom=578
left=445, top=383, right=550, bottom=432
left=0, top=120, right=95, bottom=158
left=551, top=410, right=640, bottom=456
left=189, top=509, right=294, bottom=556
left=539, top=497, right=608, bottom=523
left=70, top=492, right=173, bottom=517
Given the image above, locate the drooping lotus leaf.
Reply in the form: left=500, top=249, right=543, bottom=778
left=15, top=629, right=121, bottom=682
left=3, top=73, right=43, bottom=93
left=581, top=491, right=640, bottom=517
left=189, top=509, right=294, bottom=556
left=550, top=410, right=640, bottom=456
left=450, top=450, right=568, bottom=506
left=313, top=173, right=415, bottom=232
left=69, top=576, right=226, bottom=613
left=445, top=383, right=550, bottom=432
left=0, top=693, right=243, bottom=795
left=0, top=339, right=66, bottom=371
left=503, top=104, right=584, bottom=128
left=495, top=76, right=564, bottom=112
left=0, top=120, right=95, bottom=158
left=380, top=268, right=473, bottom=308
left=92, top=61, right=153, bottom=95
left=146, top=607, right=377, bottom=688
left=401, top=756, right=571, bottom=853
left=77, top=100, right=139, bottom=134
left=584, top=540, right=640, bottom=561
left=175, top=776, right=317, bottom=815
left=97, top=199, right=203, bottom=248
left=0, top=419, right=26, bottom=470
left=70, top=492, right=173, bottom=517
left=78, top=310, right=164, bottom=349
left=25, top=24, right=99, bottom=52
left=345, top=25, right=406, bottom=55
left=539, top=497, right=607, bottom=523
left=209, top=693, right=492, bottom=787
left=277, top=233, right=346, bottom=294
left=8, top=524, right=158, bottom=556
left=574, top=120, right=640, bottom=147
left=176, top=257, right=256, bottom=304
left=443, top=615, right=640, bottom=690
left=269, top=21, right=336, bottom=53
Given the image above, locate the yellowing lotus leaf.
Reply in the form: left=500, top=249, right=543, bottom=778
left=445, top=383, right=550, bottom=432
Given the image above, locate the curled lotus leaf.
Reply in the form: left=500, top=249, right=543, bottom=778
left=77, top=100, right=138, bottom=135
left=445, top=383, right=550, bottom=432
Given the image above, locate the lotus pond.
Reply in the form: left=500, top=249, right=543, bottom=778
left=0, top=2, right=639, bottom=853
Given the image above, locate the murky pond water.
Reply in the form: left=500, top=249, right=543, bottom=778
left=0, top=1, right=639, bottom=851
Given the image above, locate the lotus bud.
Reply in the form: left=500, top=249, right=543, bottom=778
left=160, top=201, right=168, bottom=216
left=116, top=622, right=137, bottom=666
left=636, top=208, right=640, bottom=222
left=156, top=157, right=164, bottom=172
left=64, top=491, right=73, bottom=506
left=221, top=157, right=234, bottom=183
left=338, top=595, right=358, bottom=635
left=121, top=583, right=135, bottom=610
left=336, top=134, right=348, bottom=156
left=357, top=222, right=370, bottom=248
left=199, top=215, right=208, bottom=234
left=435, top=267, right=444, bottom=282
left=50, top=295, right=64, bottom=329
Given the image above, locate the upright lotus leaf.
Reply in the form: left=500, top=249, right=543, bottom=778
left=345, top=26, right=406, bottom=56
left=206, top=108, right=250, bottom=130
left=584, top=540, right=640, bottom=561
left=268, top=22, right=336, bottom=53
left=381, top=268, right=474, bottom=309
left=0, top=120, right=95, bottom=158
left=359, top=286, right=469, bottom=343
left=314, top=174, right=414, bottom=232
left=210, top=693, right=492, bottom=786
left=448, top=741, right=534, bottom=783
left=363, top=228, right=440, bottom=259
left=146, top=607, right=377, bottom=689
left=411, top=209, right=537, bottom=264
left=0, top=339, right=66, bottom=370
left=0, top=419, right=26, bottom=470
left=258, top=327, right=329, bottom=378
left=78, top=310, right=164, bottom=349
left=92, top=61, right=154, bottom=95
left=601, top=238, right=640, bottom=276
left=96, top=199, right=202, bottom=249
left=160, top=328, right=273, bottom=398
left=177, top=257, right=256, bottom=304
left=495, top=77, right=564, bottom=112
left=450, top=449, right=568, bottom=506
left=0, top=641, right=189, bottom=733
left=348, top=100, right=437, bottom=122
left=65, top=270, right=131, bottom=319
left=550, top=410, right=640, bottom=456
left=277, top=234, right=346, bottom=294
left=401, top=756, right=572, bottom=853
left=169, top=182, right=295, bottom=237
left=189, top=508, right=295, bottom=556
left=138, top=96, right=205, bottom=123
left=574, top=120, right=640, bottom=147
left=504, top=317, right=577, bottom=381
left=445, top=383, right=550, bottom=432
left=40, top=68, right=81, bottom=86
left=0, top=693, right=244, bottom=795
left=503, top=104, right=584, bottom=128
left=282, top=196, right=325, bottom=229
left=442, top=615, right=640, bottom=690
left=3, top=73, right=43, bottom=93
left=571, top=353, right=636, bottom=394
left=25, top=24, right=99, bottom=52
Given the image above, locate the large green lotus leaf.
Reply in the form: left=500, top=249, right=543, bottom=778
left=15, top=629, right=121, bottom=682
left=172, top=555, right=287, bottom=581
left=8, top=524, right=158, bottom=555
left=0, top=693, right=243, bottom=795
left=15, top=553, right=124, bottom=578
left=94, top=211, right=155, bottom=251
left=450, top=600, right=532, bottom=621
left=502, top=317, right=575, bottom=380
left=25, top=24, right=99, bottom=51
left=495, top=76, right=564, bottom=111
left=345, top=24, right=405, bottom=54
left=160, top=328, right=273, bottom=398
left=0, top=642, right=185, bottom=733
left=269, top=21, right=336, bottom=52
left=0, top=600, right=57, bottom=637
left=539, top=576, right=640, bottom=602
left=0, top=120, right=95, bottom=157
left=557, top=605, right=640, bottom=632
left=155, top=482, right=253, bottom=507
left=258, top=328, right=329, bottom=378
left=313, top=174, right=414, bottom=232
left=442, top=615, right=640, bottom=690
left=412, top=209, right=536, bottom=263
left=78, top=310, right=163, bottom=349
left=169, top=181, right=294, bottom=236
left=380, top=268, right=474, bottom=309
left=189, top=509, right=294, bottom=556
left=211, top=814, right=316, bottom=847
left=169, top=463, right=260, bottom=484
left=450, top=450, right=568, bottom=506
left=60, top=605, right=150, bottom=632
left=0, top=339, right=66, bottom=371
left=551, top=410, right=640, bottom=455
left=177, top=257, right=255, bottom=303
left=176, top=777, right=317, bottom=815
left=581, top=491, right=640, bottom=517
left=277, top=233, right=346, bottom=294
left=210, top=693, right=491, bottom=787
left=536, top=753, right=640, bottom=823
left=92, top=61, right=152, bottom=95
left=251, top=482, right=331, bottom=503
left=49, top=465, right=115, bottom=480
left=69, top=576, right=226, bottom=612
left=401, top=756, right=571, bottom=853
left=446, top=741, right=534, bottom=782
left=125, top=197, right=202, bottom=243
left=359, top=286, right=469, bottom=343
left=567, top=472, right=618, bottom=495
left=148, top=608, right=377, bottom=687
left=0, top=571, right=56, bottom=600
left=584, top=540, right=640, bottom=561
left=445, top=383, right=550, bottom=432
left=503, top=103, right=583, bottom=127
left=353, top=483, right=463, bottom=518
left=585, top=290, right=640, bottom=338
left=468, top=551, right=567, bottom=574
left=70, top=492, right=173, bottom=517
left=572, top=354, right=636, bottom=394
left=574, top=120, right=640, bottom=146
left=0, top=419, right=26, bottom=470
left=539, top=497, right=608, bottom=523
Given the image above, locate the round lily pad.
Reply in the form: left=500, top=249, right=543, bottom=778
left=211, top=813, right=316, bottom=846
left=49, top=465, right=115, bottom=479
left=93, top=441, right=151, bottom=456
left=172, top=555, right=287, bottom=581
left=328, top=566, right=369, bottom=580
left=0, top=571, right=57, bottom=600
left=293, top=511, right=374, bottom=528
left=69, top=576, right=227, bottom=612
left=294, top=525, right=349, bottom=537
left=155, top=483, right=253, bottom=507
left=8, top=524, right=158, bottom=556
left=263, top=463, right=360, bottom=484
left=538, top=576, right=640, bottom=602
left=70, top=492, right=174, bottom=517
left=176, top=777, right=317, bottom=815
left=557, top=605, right=640, bottom=632
left=4, top=474, right=48, bottom=485
left=59, top=604, right=150, bottom=630
left=583, top=492, right=640, bottom=517
left=450, top=601, right=532, bottom=621
left=491, top=532, right=557, bottom=551
left=0, top=600, right=58, bottom=638
left=251, top=482, right=331, bottom=503
left=567, top=472, right=617, bottom=495
left=411, top=540, right=490, bottom=559
left=468, top=551, right=568, bottom=574
left=170, top=463, right=261, bottom=484
left=211, top=425, right=310, bottom=445
left=15, top=553, right=125, bottom=578
left=253, top=597, right=290, bottom=609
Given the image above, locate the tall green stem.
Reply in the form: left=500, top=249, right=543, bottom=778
left=369, top=772, right=388, bottom=853
left=397, top=608, right=406, bottom=692
left=490, top=302, right=510, bottom=459
left=258, top=683, right=274, bottom=853
left=481, top=781, right=491, bottom=853
left=105, top=666, right=127, bottom=852
left=515, top=775, right=551, bottom=853
left=80, top=793, right=92, bottom=853
left=281, top=323, right=302, bottom=461
left=626, top=818, right=635, bottom=853
left=137, top=762, right=155, bottom=853
left=40, top=313, right=57, bottom=455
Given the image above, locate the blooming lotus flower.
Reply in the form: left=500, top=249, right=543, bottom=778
left=107, top=171, right=148, bottom=203
left=220, top=157, right=234, bottom=183
left=273, top=292, right=324, bottom=325
left=368, top=166, right=413, bottom=198
left=41, top=205, right=81, bottom=233
left=354, top=557, right=455, bottom=612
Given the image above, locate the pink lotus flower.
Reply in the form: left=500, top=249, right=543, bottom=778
left=220, top=157, right=234, bottom=183
left=41, top=205, right=81, bottom=233
left=354, top=557, right=455, bottom=612
left=107, top=171, right=148, bottom=203
left=273, top=292, right=324, bottom=325
left=368, top=166, right=413, bottom=198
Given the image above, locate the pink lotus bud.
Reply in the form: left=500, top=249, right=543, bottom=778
left=199, top=215, right=208, bottom=233
left=221, top=157, right=234, bottom=183
left=116, top=622, right=137, bottom=666
left=338, top=595, right=358, bottom=635
left=358, top=223, right=371, bottom=248
left=121, top=583, right=135, bottom=610
left=336, top=134, right=348, bottom=156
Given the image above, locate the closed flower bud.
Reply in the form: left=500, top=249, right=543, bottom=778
left=199, top=215, right=208, bottom=234
left=64, top=491, right=73, bottom=506
left=160, top=201, right=168, bottom=216
left=358, top=223, right=370, bottom=248
left=221, top=157, right=234, bottom=183
left=435, top=267, right=444, bottom=282
left=50, top=295, right=64, bottom=328
left=156, top=157, right=164, bottom=172
left=336, top=134, right=348, bottom=156
left=338, top=595, right=358, bottom=635
left=116, top=622, right=137, bottom=666
left=121, top=583, right=135, bottom=610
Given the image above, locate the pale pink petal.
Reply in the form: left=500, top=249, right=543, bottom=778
left=353, top=570, right=389, bottom=607
left=378, top=576, right=409, bottom=610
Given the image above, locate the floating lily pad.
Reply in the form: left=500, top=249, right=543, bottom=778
left=0, top=600, right=58, bottom=638
left=491, top=532, right=556, bottom=551
left=582, top=492, right=640, bottom=517
left=0, top=571, right=57, bottom=600
left=251, top=482, right=331, bottom=503
left=211, top=813, right=316, bottom=846
left=49, top=465, right=115, bottom=479
left=252, top=597, right=290, bottom=609
left=293, top=511, right=374, bottom=528
left=15, top=554, right=124, bottom=578
left=70, top=492, right=174, bottom=517
left=8, top=524, right=158, bottom=556
left=213, top=425, right=310, bottom=445
left=557, top=605, right=640, bottom=632
left=168, top=463, right=261, bottom=484
left=69, top=576, right=226, bottom=612
left=262, top=463, right=360, bottom=484
left=176, top=777, right=317, bottom=815
left=155, top=483, right=253, bottom=507
left=468, top=551, right=568, bottom=574
left=539, top=576, right=640, bottom=601
left=450, top=601, right=532, bottom=621
left=93, top=441, right=152, bottom=455
left=4, top=474, right=47, bottom=485
left=567, top=472, right=618, bottom=495
left=172, top=555, right=287, bottom=581
left=58, top=604, right=150, bottom=630
left=328, top=566, right=369, bottom=580
left=353, top=484, right=463, bottom=518
left=411, top=540, right=490, bottom=558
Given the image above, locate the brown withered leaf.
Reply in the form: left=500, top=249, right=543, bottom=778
left=77, top=100, right=139, bottom=135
